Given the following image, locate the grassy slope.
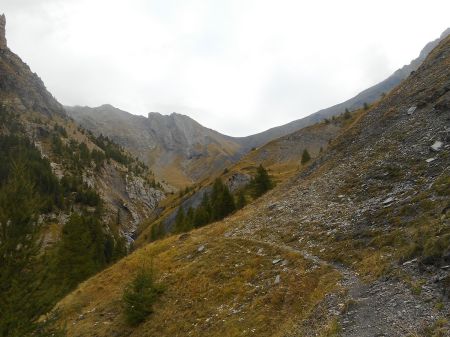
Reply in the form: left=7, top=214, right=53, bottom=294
left=134, top=110, right=361, bottom=247
left=54, top=36, right=450, bottom=337
left=231, top=111, right=362, bottom=183
left=55, top=217, right=341, bottom=337
left=52, top=97, right=368, bottom=337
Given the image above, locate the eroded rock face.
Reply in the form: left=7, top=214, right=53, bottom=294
left=125, top=174, right=165, bottom=209
left=226, top=172, right=251, bottom=192
left=0, top=14, right=6, bottom=49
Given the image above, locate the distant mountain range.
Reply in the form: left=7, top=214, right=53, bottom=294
left=65, top=105, right=244, bottom=187
left=66, top=28, right=450, bottom=188
left=238, top=27, right=450, bottom=149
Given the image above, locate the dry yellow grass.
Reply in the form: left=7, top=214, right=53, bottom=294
left=54, top=214, right=341, bottom=337
left=136, top=111, right=362, bottom=247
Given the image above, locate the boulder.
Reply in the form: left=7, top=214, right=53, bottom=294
left=407, top=106, right=417, bottom=115
left=430, top=140, right=443, bottom=152
left=274, top=275, right=281, bottom=285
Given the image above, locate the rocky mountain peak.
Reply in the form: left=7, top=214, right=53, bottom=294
left=0, top=14, right=6, bottom=49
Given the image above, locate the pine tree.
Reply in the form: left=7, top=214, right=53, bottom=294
left=236, top=190, right=247, bottom=209
left=174, top=207, right=186, bottom=233
left=193, top=206, right=209, bottom=228
left=56, top=213, right=106, bottom=290
left=344, top=108, right=351, bottom=119
left=185, top=207, right=194, bottom=231
left=251, top=165, right=273, bottom=198
left=301, top=149, right=311, bottom=165
left=210, top=178, right=235, bottom=221
left=191, top=192, right=211, bottom=228
left=221, top=184, right=236, bottom=217
left=0, top=163, right=43, bottom=336
left=122, top=265, right=163, bottom=326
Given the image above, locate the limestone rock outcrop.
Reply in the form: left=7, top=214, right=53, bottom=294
left=0, top=14, right=6, bottom=49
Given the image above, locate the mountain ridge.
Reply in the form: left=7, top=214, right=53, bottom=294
left=66, top=27, right=449, bottom=188
left=66, top=104, right=244, bottom=188
left=237, top=27, right=450, bottom=149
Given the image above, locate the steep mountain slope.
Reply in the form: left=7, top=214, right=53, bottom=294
left=53, top=33, right=450, bottom=337
left=0, top=15, right=164, bottom=243
left=66, top=29, right=449, bottom=190
left=0, top=15, right=173, bottom=336
left=66, top=105, right=243, bottom=188
left=231, top=111, right=360, bottom=181
left=134, top=110, right=361, bottom=247
left=239, top=27, right=450, bottom=149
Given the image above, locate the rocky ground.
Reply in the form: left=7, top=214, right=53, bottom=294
left=223, top=37, right=450, bottom=336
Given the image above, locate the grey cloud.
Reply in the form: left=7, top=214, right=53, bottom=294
left=2, top=0, right=449, bottom=136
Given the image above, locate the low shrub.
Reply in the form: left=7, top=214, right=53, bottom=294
left=122, top=266, right=164, bottom=326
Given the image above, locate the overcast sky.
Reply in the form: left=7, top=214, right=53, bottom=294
left=2, top=0, right=449, bottom=136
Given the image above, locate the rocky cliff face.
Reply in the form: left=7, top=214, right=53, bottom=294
left=0, top=17, right=64, bottom=117
left=126, top=174, right=165, bottom=210
left=0, top=14, right=6, bottom=49
left=0, top=15, right=165, bottom=243
left=66, top=105, right=244, bottom=188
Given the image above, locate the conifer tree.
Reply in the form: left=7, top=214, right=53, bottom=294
left=190, top=192, right=210, bottom=228
left=56, top=213, right=106, bottom=290
left=122, top=265, right=163, bottom=326
left=251, top=165, right=273, bottom=198
left=0, top=163, right=43, bottom=336
left=344, top=108, right=351, bottom=119
left=193, top=206, right=209, bottom=228
left=301, top=149, right=311, bottom=165
left=185, top=207, right=194, bottom=231
left=210, top=178, right=235, bottom=221
left=236, top=190, right=247, bottom=209
left=174, top=206, right=186, bottom=233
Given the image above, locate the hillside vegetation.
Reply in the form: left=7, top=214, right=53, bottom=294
left=134, top=109, right=360, bottom=247
left=0, top=27, right=166, bottom=335
left=52, top=32, right=450, bottom=337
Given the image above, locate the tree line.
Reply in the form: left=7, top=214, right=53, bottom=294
left=148, top=165, right=273, bottom=239
left=0, top=133, right=125, bottom=337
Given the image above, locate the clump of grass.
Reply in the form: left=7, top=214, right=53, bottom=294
left=422, top=233, right=450, bottom=265
left=319, top=317, right=342, bottom=337
left=432, top=175, right=450, bottom=196
left=419, top=318, right=449, bottom=337
left=122, top=265, right=164, bottom=326
left=434, top=301, right=444, bottom=311
left=410, top=280, right=425, bottom=296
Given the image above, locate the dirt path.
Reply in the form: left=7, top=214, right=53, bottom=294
left=226, top=235, right=449, bottom=337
